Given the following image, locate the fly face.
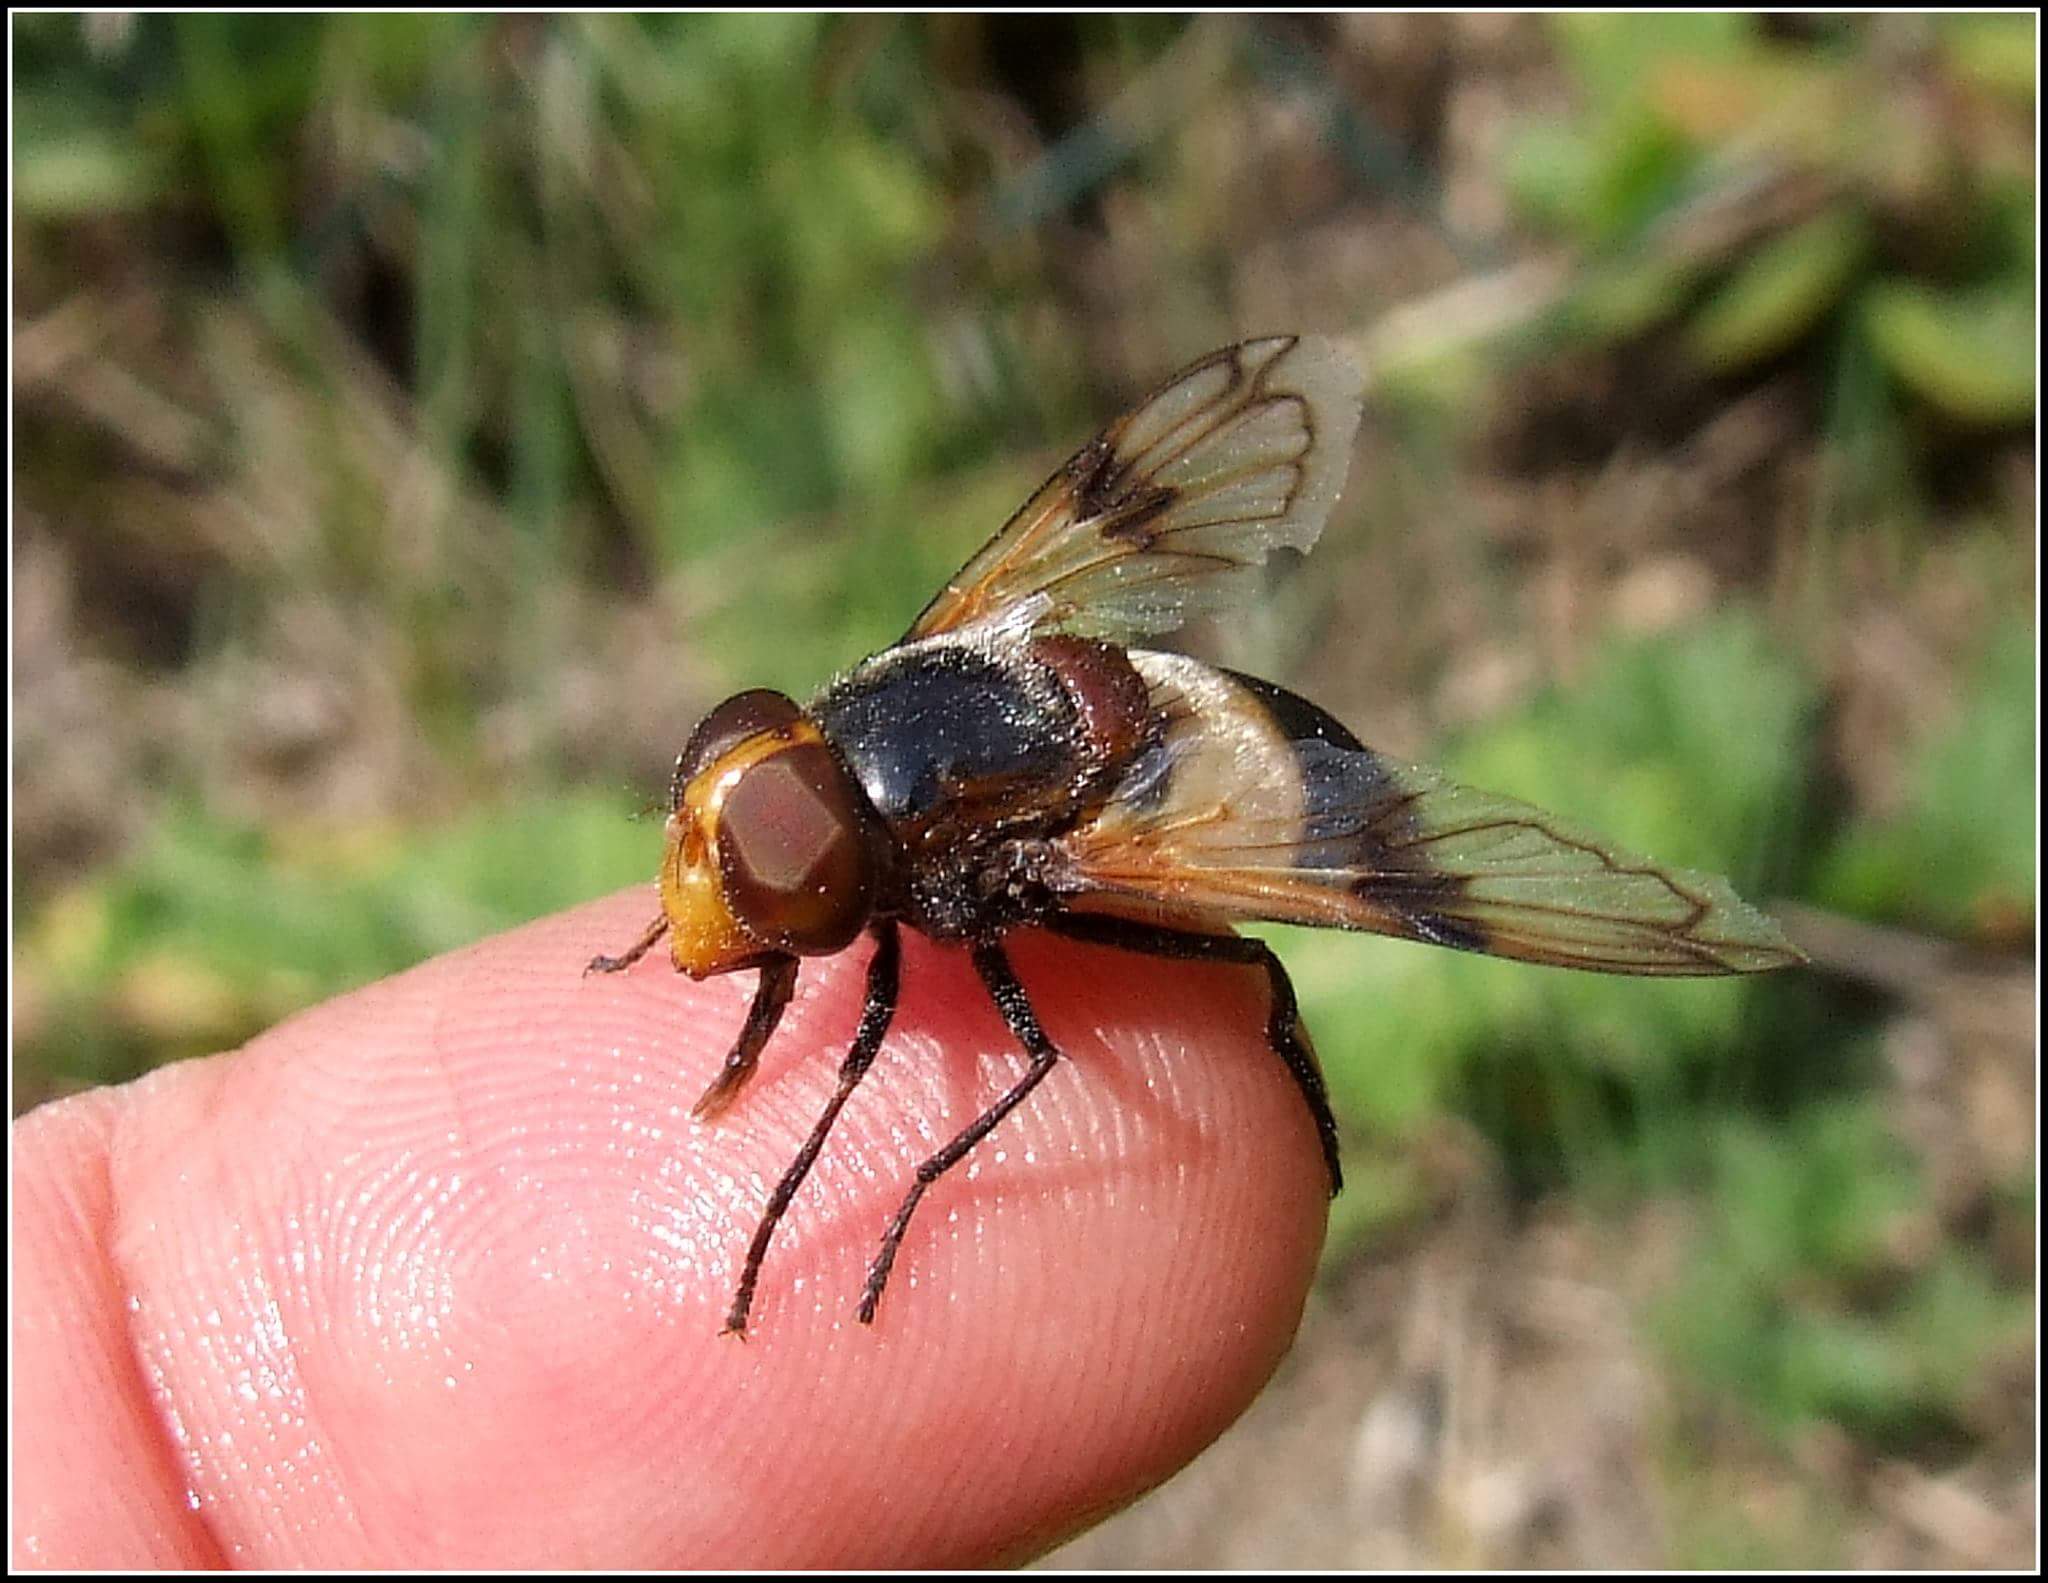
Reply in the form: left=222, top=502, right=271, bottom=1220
left=590, top=335, right=1805, bottom=1336
left=657, top=688, right=883, bottom=979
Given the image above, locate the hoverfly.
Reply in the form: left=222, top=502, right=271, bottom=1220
left=590, top=336, right=1802, bottom=1336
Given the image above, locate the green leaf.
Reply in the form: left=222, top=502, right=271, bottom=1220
left=1687, top=207, right=1869, bottom=371
left=1565, top=253, right=1706, bottom=341
left=1501, top=120, right=1601, bottom=235
left=11, top=129, right=168, bottom=216
left=1864, top=281, right=2037, bottom=425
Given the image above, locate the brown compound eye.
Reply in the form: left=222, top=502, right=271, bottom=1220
left=674, top=689, right=804, bottom=805
left=717, top=741, right=878, bottom=954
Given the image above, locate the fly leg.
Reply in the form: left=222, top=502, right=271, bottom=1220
left=585, top=912, right=669, bottom=975
left=1040, top=914, right=1342, bottom=1195
left=724, top=922, right=901, bottom=1337
left=856, top=937, right=1060, bottom=1325
left=692, top=956, right=800, bottom=1120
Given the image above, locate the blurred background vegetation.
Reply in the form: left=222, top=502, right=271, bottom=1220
left=11, top=13, right=2036, bottom=1569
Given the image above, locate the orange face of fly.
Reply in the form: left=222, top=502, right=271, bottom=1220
left=661, top=689, right=881, bottom=978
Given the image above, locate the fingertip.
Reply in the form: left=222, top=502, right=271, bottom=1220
left=67, top=891, right=1330, bottom=1566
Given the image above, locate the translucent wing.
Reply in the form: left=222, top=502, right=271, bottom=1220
left=1053, top=654, right=1803, bottom=976
left=909, top=336, right=1364, bottom=642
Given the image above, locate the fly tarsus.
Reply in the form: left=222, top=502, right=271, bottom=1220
left=856, top=937, right=1062, bottom=1325
left=1041, top=913, right=1343, bottom=1196
left=585, top=912, right=669, bottom=975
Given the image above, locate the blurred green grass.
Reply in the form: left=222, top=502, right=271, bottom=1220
left=12, top=12, right=2036, bottom=1561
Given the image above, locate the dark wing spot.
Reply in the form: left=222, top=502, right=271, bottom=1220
left=1100, top=487, right=1179, bottom=545
left=1070, top=436, right=1180, bottom=546
left=1071, top=437, right=1128, bottom=514
left=1375, top=880, right=1492, bottom=954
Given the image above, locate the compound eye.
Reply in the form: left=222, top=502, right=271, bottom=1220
left=675, top=689, right=804, bottom=798
left=717, top=742, right=875, bottom=955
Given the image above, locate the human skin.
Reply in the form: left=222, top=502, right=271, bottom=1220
left=11, top=888, right=1329, bottom=1568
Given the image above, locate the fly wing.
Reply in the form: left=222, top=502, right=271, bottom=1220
left=1054, top=654, right=1803, bottom=976
left=908, top=336, right=1364, bottom=643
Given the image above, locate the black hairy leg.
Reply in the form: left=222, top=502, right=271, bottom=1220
left=1040, top=913, right=1342, bottom=1195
